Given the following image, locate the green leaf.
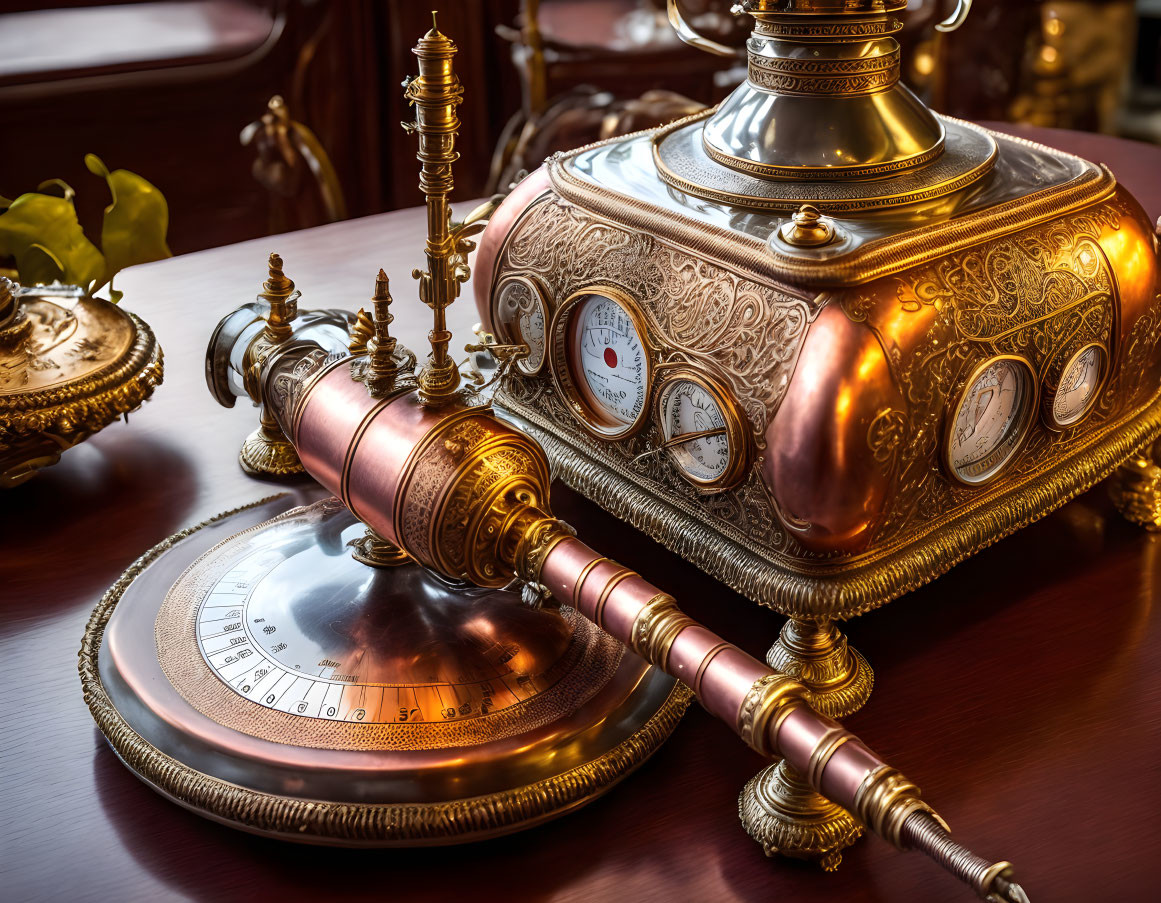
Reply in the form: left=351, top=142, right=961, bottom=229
left=0, top=191, right=105, bottom=290
left=86, top=154, right=171, bottom=292
left=36, top=179, right=76, bottom=203
left=21, top=243, right=67, bottom=285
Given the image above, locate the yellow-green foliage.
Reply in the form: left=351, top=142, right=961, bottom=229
left=0, top=155, right=171, bottom=302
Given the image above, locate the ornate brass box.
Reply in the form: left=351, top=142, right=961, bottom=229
left=474, top=0, right=1161, bottom=718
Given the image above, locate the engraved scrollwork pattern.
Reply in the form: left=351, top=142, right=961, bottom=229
left=847, top=202, right=1149, bottom=544
left=497, top=195, right=812, bottom=553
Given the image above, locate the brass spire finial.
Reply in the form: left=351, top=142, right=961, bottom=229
left=403, top=13, right=468, bottom=406
left=364, top=268, right=401, bottom=397
left=259, top=252, right=297, bottom=341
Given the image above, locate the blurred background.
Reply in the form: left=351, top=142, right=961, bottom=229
left=1, top=0, right=1157, bottom=257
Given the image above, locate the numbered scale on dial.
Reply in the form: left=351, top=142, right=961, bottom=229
left=88, top=496, right=686, bottom=845
left=556, top=289, right=651, bottom=437
left=656, top=372, right=749, bottom=491
left=195, top=533, right=573, bottom=725
left=947, top=356, right=1037, bottom=485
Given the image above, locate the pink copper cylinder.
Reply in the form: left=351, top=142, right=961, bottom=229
left=472, top=169, right=552, bottom=332
left=540, top=536, right=782, bottom=727
left=285, top=368, right=461, bottom=551
left=539, top=535, right=890, bottom=814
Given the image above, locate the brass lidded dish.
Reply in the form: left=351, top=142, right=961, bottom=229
left=0, top=277, right=163, bottom=487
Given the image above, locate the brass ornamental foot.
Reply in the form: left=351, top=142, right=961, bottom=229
left=349, top=528, right=410, bottom=567
left=1109, top=440, right=1161, bottom=531
left=239, top=417, right=304, bottom=479
left=739, top=759, right=864, bottom=872
left=766, top=618, right=873, bottom=720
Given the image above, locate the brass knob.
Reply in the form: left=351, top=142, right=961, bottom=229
left=778, top=205, right=837, bottom=249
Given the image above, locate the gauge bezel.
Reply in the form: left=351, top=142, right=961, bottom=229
left=944, top=353, right=1039, bottom=487
left=550, top=286, right=653, bottom=440
left=492, top=274, right=551, bottom=376
left=1043, top=342, right=1108, bottom=431
left=654, top=368, right=751, bottom=492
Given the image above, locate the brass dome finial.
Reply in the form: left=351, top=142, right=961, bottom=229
left=778, top=204, right=837, bottom=248
left=262, top=252, right=294, bottom=298
left=259, top=252, right=297, bottom=341
left=0, top=275, right=34, bottom=347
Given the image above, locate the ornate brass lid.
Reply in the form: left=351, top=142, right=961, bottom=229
left=0, top=279, right=163, bottom=486
left=664, top=0, right=981, bottom=205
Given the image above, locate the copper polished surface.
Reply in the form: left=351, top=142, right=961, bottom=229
left=763, top=302, right=901, bottom=554
left=292, top=364, right=381, bottom=494
left=473, top=169, right=552, bottom=333
left=3, top=129, right=1160, bottom=901
left=347, top=392, right=447, bottom=544
left=536, top=533, right=885, bottom=812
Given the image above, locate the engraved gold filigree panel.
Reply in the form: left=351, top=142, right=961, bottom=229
left=491, top=187, right=1161, bottom=618
left=493, top=194, right=813, bottom=551
left=843, top=201, right=1154, bottom=545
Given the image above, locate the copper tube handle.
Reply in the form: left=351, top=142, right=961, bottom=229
left=517, top=526, right=1026, bottom=903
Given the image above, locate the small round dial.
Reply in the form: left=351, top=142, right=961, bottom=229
left=494, top=276, right=548, bottom=375
left=947, top=356, right=1036, bottom=485
left=656, top=374, right=747, bottom=489
left=1050, top=344, right=1105, bottom=428
left=557, top=290, right=650, bottom=436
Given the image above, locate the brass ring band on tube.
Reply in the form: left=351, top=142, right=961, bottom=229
left=514, top=518, right=575, bottom=585
left=692, top=642, right=729, bottom=699
left=853, top=765, right=946, bottom=849
left=339, top=398, right=393, bottom=517
left=736, top=673, right=810, bottom=757
left=593, top=568, right=634, bottom=630
left=629, top=594, right=695, bottom=671
left=573, top=557, right=610, bottom=609
left=804, top=726, right=854, bottom=792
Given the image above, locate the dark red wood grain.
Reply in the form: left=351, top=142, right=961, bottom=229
left=2, top=126, right=1159, bottom=903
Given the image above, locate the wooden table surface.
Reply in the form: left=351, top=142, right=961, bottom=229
left=3, top=126, right=1160, bottom=903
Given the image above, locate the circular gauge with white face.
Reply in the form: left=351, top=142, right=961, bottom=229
left=657, top=372, right=748, bottom=490
left=947, top=356, right=1037, bottom=485
left=494, top=275, right=548, bottom=375
left=1049, top=344, right=1105, bottom=428
left=555, top=289, right=651, bottom=437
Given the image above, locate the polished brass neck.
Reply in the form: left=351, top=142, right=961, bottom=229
left=668, top=0, right=968, bottom=182
left=745, top=32, right=902, bottom=98
left=405, top=12, right=466, bottom=405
